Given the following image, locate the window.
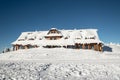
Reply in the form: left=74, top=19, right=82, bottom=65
left=54, top=37, right=56, bottom=40
left=39, top=38, right=42, bottom=40
left=50, top=37, right=56, bottom=40
left=29, top=38, right=34, bottom=40
left=18, top=39, right=25, bottom=41
left=75, top=38, right=81, bottom=40
left=85, top=37, right=87, bottom=39
left=90, top=37, right=95, bottom=39
left=28, top=33, right=32, bottom=35
left=65, top=37, right=68, bottom=39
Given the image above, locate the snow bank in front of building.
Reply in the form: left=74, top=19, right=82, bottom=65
left=0, top=48, right=119, bottom=61
left=0, top=44, right=120, bottom=80
left=0, top=44, right=120, bottom=61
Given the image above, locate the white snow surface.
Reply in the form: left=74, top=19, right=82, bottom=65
left=0, top=44, right=120, bottom=80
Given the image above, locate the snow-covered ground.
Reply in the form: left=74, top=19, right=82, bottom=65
left=0, top=44, right=120, bottom=63
left=0, top=62, right=120, bottom=80
left=0, top=44, right=120, bottom=80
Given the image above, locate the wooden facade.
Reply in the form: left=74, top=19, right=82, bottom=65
left=75, top=43, right=102, bottom=51
left=13, top=43, right=102, bottom=52
left=13, top=45, right=38, bottom=51
left=45, top=28, right=63, bottom=40
left=12, top=28, right=103, bottom=52
left=45, top=36, right=62, bottom=40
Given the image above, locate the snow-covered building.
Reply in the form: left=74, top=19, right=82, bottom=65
left=12, top=28, right=103, bottom=51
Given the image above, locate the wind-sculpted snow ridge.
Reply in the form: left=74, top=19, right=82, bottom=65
left=0, top=62, right=120, bottom=80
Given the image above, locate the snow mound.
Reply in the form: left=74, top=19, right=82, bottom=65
left=0, top=44, right=120, bottom=62
left=0, top=44, right=120, bottom=80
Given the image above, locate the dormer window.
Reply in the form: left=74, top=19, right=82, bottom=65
left=50, top=37, right=56, bottom=40
left=18, top=36, right=27, bottom=41
left=85, top=36, right=95, bottom=39
left=90, top=37, right=95, bottom=39
left=28, top=33, right=32, bottom=35
left=39, top=38, right=42, bottom=40
left=45, top=28, right=63, bottom=40
left=28, top=38, right=34, bottom=40
left=75, top=38, right=81, bottom=40
left=28, top=36, right=36, bottom=40
left=65, top=37, right=68, bottom=39
left=47, top=28, right=61, bottom=34
left=18, top=39, right=25, bottom=41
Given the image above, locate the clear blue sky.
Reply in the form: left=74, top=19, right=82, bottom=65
left=0, top=0, right=120, bottom=52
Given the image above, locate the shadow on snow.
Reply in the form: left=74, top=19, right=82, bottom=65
left=103, top=46, right=112, bottom=52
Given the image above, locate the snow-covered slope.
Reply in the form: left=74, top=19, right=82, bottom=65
left=0, top=44, right=120, bottom=80
left=0, top=44, right=120, bottom=62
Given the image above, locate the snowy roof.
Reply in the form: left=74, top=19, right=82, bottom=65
left=45, top=33, right=63, bottom=37
left=12, top=28, right=102, bottom=46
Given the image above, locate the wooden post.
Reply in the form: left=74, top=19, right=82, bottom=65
left=96, top=44, right=98, bottom=51
left=99, top=43, right=102, bottom=52
left=100, top=46, right=102, bottom=52
left=94, top=44, right=97, bottom=51
left=16, top=45, right=18, bottom=50
left=97, top=44, right=100, bottom=51
left=18, top=45, right=20, bottom=49
left=88, top=44, right=91, bottom=49
left=16, top=45, right=17, bottom=50
left=24, top=45, right=28, bottom=49
left=82, top=44, right=85, bottom=49
left=75, top=43, right=79, bottom=49
left=78, top=44, right=80, bottom=49
left=94, top=43, right=100, bottom=51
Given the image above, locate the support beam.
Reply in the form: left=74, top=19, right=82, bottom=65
left=99, top=43, right=103, bottom=52
left=97, top=44, right=99, bottom=51
left=94, top=44, right=97, bottom=51
left=99, top=46, right=102, bottom=52
left=15, top=45, right=19, bottom=50
left=82, top=44, right=85, bottom=49
left=75, top=43, right=79, bottom=49
left=88, top=44, right=91, bottom=49
left=16, top=45, right=18, bottom=50
left=24, top=45, right=28, bottom=49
